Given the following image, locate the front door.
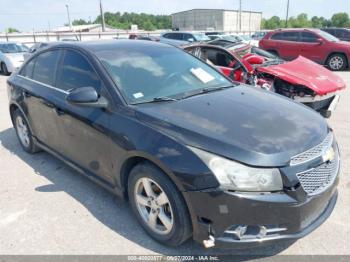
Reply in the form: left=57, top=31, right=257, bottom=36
left=53, top=49, right=114, bottom=183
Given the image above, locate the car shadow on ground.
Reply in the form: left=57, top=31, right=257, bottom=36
left=0, top=127, right=296, bottom=257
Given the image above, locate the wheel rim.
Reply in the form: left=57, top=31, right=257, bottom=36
left=134, top=177, right=174, bottom=235
left=16, top=116, right=30, bottom=147
left=330, top=56, right=344, bottom=70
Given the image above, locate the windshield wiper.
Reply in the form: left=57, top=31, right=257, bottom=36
left=181, top=85, right=234, bottom=100
left=133, top=96, right=178, bottom=105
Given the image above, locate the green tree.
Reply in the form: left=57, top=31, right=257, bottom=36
left=262, top=16, right=283, bottom=29
left=7, top=27, right=20, bottom=33
left=331, top=12, right=350, bottom=27
left=72, top=19, right=91, bottom=26
left=311, top=16, right=325, bottom=28
left=288, top=13, right=311, bottom=28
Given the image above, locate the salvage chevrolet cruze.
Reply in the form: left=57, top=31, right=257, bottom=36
left=7, top=40, right=340, bottom=248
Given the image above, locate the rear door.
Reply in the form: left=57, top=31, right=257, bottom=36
left=272, top=32, right=301, bottom=60
left=17, top=49, right=64, bottom=151
left=299, top=31, right=325, bottom=63
left=53, top=49, right=114, bottom=182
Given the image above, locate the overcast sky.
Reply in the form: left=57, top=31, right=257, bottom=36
left=0, top=0, right=348, bottom=32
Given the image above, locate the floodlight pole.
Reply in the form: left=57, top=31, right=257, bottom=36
left=65, top=4, right=72, bottom=31
left=100, top=0, right=106, bottom=32
left=239, top=0, right=242, bottom=32
left=285, top=0, right=290, bottom=28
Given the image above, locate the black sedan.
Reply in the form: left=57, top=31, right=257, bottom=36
left=7, top=40, right=340, bottom=248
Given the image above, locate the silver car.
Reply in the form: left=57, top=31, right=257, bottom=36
left=160, top=32, right=210, bottom=46
left=0, top=42, right=29, bottom=75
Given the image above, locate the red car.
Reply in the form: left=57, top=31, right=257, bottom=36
left=184, top=42, right=346, bottom=118
left=259, top=28, right=350, bottom=71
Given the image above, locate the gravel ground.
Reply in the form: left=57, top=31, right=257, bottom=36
left=0, top=72, right=349, bottom=256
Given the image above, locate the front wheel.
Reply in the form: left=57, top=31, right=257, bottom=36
left=327, top=54, right=347, bottom=71
left=128, top=162, right=192, bottom=246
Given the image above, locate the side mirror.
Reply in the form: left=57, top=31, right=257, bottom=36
left=66, top=86, right=108, bottom=108
left=316, top=38, right=324, bottom=44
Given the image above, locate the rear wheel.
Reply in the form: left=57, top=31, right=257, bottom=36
left=327, top=54, right=347, bottom=71
left=128, top=162, right=192, bottom=246
left=13, top=110, right=40, bottom=154
left=1, top=62, right=10, bottom=76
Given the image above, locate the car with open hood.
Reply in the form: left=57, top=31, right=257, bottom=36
left=184, top=41, right=346, bottom=118
left=7, top=40, right=340, bottom=249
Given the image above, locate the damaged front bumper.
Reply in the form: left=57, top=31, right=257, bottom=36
left=183, top=176, right=339, bottom=249
left=294, top=92, right=340, bottom=118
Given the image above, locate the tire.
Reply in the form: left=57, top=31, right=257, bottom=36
left=13, top=110, right=40, bottom=154
left=1, top=62, right=10, bottom=76
left=327, top=54, right=347, bottom=71
left=128, top=162, right=192, bottom=246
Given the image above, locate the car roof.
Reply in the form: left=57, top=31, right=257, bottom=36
left=45, top=39, right=175, bottom=53
left=272, top=28, right=322, bottom=33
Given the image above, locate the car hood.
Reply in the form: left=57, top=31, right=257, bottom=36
left=135, top=85, right=328, bottom=167
left=257, top=56, right=346, bottom=95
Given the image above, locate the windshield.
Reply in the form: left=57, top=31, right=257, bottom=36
left=239, top=35, right=252, bottom=41
left=0, top=43, right=29, bottom=53
left=221, top=35, right=242, bottom=42
left=97, top=44, right=233, bottom=104
left=193, top=34, right=211, bottom=41
left=317, top=30, right=340, bottom=42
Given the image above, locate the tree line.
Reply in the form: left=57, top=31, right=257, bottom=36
left=262, top=12, right=350, bottom=29
left=73, top=12, right=172, bottom=31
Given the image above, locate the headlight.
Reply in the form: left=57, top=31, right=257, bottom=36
left=189, top=146, right=283, bottom=192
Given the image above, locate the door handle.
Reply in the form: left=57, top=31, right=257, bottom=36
left=54, top=107, right=65, bottom=116
left=23, top=90, right=31, bottom=98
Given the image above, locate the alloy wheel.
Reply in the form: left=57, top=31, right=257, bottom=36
left=329, top=56, right=344, bottom=70
left=134, top=177, right=174, bottom=235
left=16, top=115, right=30, bottom=148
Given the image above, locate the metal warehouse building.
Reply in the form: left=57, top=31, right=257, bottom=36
left=172, top=9, right=262, bottom=32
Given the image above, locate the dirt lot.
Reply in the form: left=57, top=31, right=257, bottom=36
left=0, top=72, right=349, bottom=256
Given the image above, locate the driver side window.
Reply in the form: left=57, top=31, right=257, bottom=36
left=56, top=50, right=101, bottom=92
left=201, top=48, right=234, bottom=68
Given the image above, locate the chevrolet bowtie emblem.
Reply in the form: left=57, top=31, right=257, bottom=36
left=322, top=148, right=335, bottom=163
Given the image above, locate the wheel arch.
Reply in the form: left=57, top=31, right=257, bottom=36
left=118, top=153, right=187, bottom=200
left=325, top=52, right=349, bottom=68
left=9, top=102, right=35, bottom=135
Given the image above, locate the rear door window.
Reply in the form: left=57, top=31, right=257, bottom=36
left=271, top=32, right=284, bottom=40
left=282, top=32, right=300, bottom=42
left=56, top=50, right=101, bottom=92
left=32, top=50, right=61, bottom=86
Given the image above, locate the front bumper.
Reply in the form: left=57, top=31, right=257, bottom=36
left=295, top=93, right=340, bottom=118
left=183, top=176, right=339, bottom=249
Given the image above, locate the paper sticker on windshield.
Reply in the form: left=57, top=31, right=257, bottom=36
left=190, top=68, right=215, bottom=84
left=133, top=92, right=144, bottom=99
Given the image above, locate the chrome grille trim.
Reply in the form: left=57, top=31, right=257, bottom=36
left=290, top=132, right=333, bottom=166
left=296, top=152, right=339, bottom=196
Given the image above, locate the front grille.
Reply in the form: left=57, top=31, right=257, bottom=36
left=296, top=152, right=339, bottom=196
left=290, top=132, right=333, bottom=166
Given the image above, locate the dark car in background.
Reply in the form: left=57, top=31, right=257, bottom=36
left=260, top=28, right=350, bottom=71
left=322, top=28, right=350, bottom=42
left=7, top=40, right=340, bottom=249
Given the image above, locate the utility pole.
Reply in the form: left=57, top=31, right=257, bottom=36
left=285, top=0, right=290, bottom=28
left=100, top=0, right=106, bottom=32
left=65, top=4, right=72, bottom=31
left=239, top=0, right=242, bottom=32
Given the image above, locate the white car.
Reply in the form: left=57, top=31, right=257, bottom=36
left=207, top=34, right=259, bottom=46
left=238, top=35, right=259, bottom=47
left=0, top=42, right=29, bottom=75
